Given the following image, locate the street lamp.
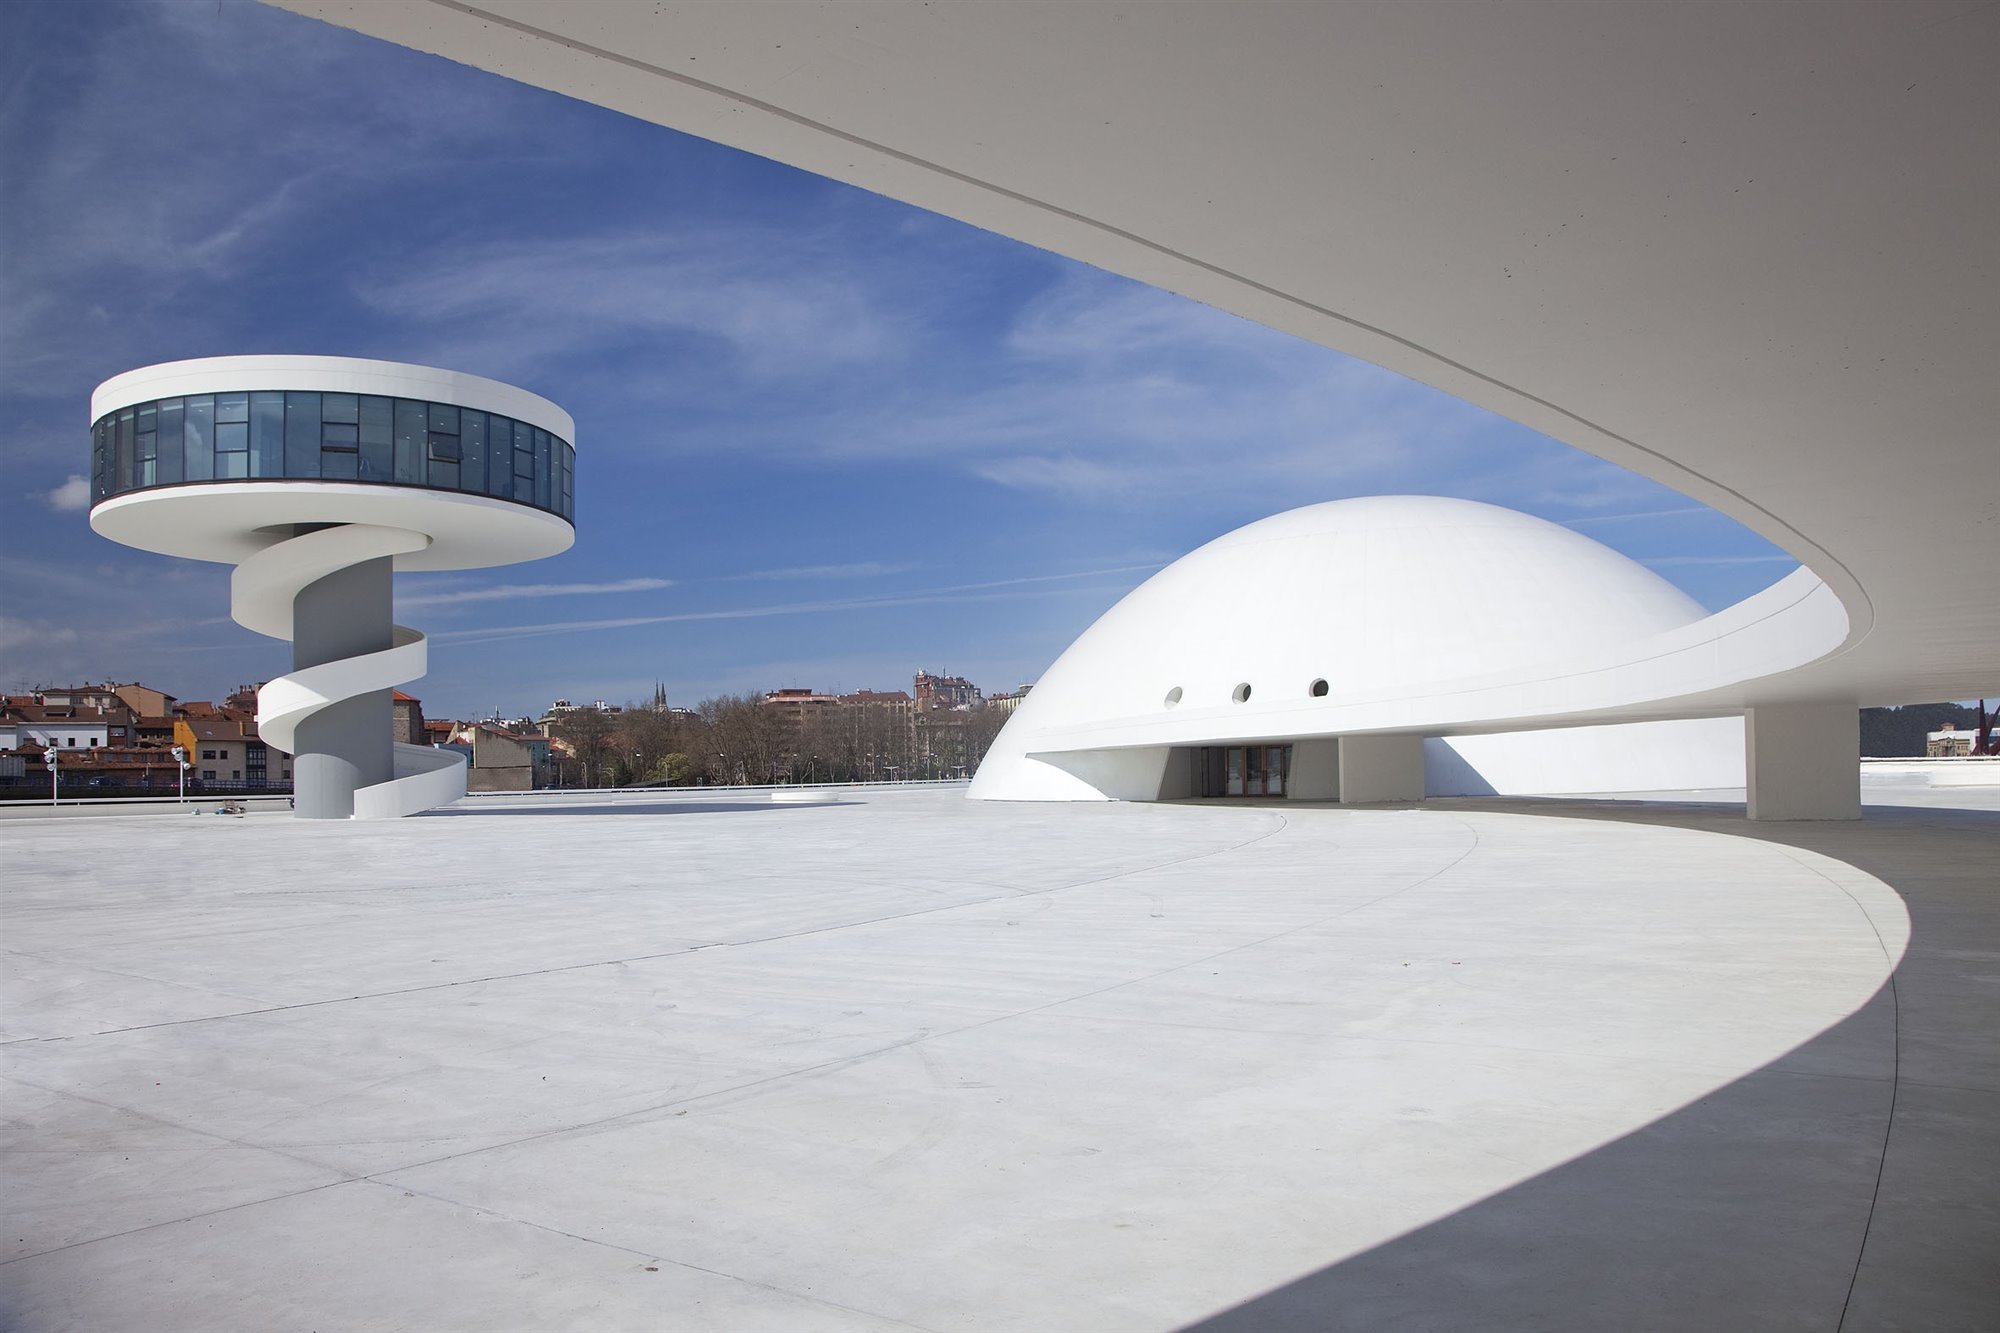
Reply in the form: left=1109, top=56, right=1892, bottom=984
left=43, top=744, right=58, bottom=807
left=172, top=745, right=188, bottom=804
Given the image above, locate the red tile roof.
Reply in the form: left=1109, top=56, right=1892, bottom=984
left=178, top=710, right=258, bottom=742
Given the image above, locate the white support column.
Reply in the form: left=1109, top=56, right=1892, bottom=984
left=1745, top=703, right=1860, bottom=821
left=1289, top=739, right=1341, bottom=800
left=1339, top=734, right=1426, bottom=803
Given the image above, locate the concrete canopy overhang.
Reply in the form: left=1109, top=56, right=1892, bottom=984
left=272, top=0, right=2000, bottom=716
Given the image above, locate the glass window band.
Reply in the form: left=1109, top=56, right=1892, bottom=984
left=90, top=392, right=575, bottom=523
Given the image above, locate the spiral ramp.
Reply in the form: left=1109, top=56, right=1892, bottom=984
left=232, top=523, right=468, bottom=819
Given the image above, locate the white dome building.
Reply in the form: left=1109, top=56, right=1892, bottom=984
left=969, top=496, right=1745, bottom=802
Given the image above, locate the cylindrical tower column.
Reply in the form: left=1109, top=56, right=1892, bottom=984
left=291, top=553, right=395, bottom=819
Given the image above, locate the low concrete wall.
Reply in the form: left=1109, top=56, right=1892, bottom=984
left=1862, top=757, right=2000, bottom=788
left=460, top=779, right=970, bottom=802
left=0, top=795, right=294, bottom=820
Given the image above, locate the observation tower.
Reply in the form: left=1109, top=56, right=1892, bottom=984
left=89, top=356, right=576, bottom=819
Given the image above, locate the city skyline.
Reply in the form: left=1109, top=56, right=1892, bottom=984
left=3, top=663, right=1024, bottom=732
left=2, top=0, right=1795, bottom=720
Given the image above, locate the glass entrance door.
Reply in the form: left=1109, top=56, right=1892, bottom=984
left=1199, top=745, right=1290, bottom=797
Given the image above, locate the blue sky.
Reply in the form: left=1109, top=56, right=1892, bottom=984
left=0, top=0, right=1795, bottom=721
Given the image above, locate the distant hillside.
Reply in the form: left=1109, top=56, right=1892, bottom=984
left=1859, top=703, right=1983, bottom=757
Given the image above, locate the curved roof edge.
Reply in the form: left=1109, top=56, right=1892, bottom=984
left=93, top=356, right=576, bottom=445
left=274, top=0, right=1997, bottom=711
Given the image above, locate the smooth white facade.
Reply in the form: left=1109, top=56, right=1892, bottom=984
left=1426, top=717, right=1746, bottom=798
left=89, top=355, right=576, bottom=818
left=276, top=0, right=2000, bottom=819
left=969, top=497, right=1746, bottom=802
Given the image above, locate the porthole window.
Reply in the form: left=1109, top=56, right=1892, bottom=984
left=1310, top=678, right=1329, bottom=697
left=1232, top=682, right=1252, bottom=704
left=1164, top=686, right=1183, bottom=709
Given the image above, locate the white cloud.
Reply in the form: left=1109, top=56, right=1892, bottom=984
left=720, top=562, right=920, bottom=582
left=351, top=228, right=897, bottom=385
left=969, top=455, right=1146, bottom=500
left=0, top=552, right=218, bottom=609
left=39, top=475, right=90, bottom=512
left=0, top=615, right=80, bottom=652
left=0, top=0, right=539, bottom=411
left=0, top=615, right=85, bottom=692
left=1006, top=271, right=1280, bottom=364
left=397, top=577, right=674, bottom=609
left=1561, top=506, right=1710, bottom=526
left=431, top=563, right=1163, bottom=646
left=733, top=268, right=1493, bottom=504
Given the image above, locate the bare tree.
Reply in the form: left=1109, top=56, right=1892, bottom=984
left=963, top=707, right=1011, bottom=776
left=617, top=703, right=679, bottom=784
left=549, top=706, right=617, bottom=786
left=694, top=696, right=789, bottom=785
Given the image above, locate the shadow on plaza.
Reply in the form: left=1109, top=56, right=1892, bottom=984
left=1181, top=799, right=2000, bottom=1333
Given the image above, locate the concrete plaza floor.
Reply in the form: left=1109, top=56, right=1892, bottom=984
left=3, top=782, right=1995, bottom=1330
